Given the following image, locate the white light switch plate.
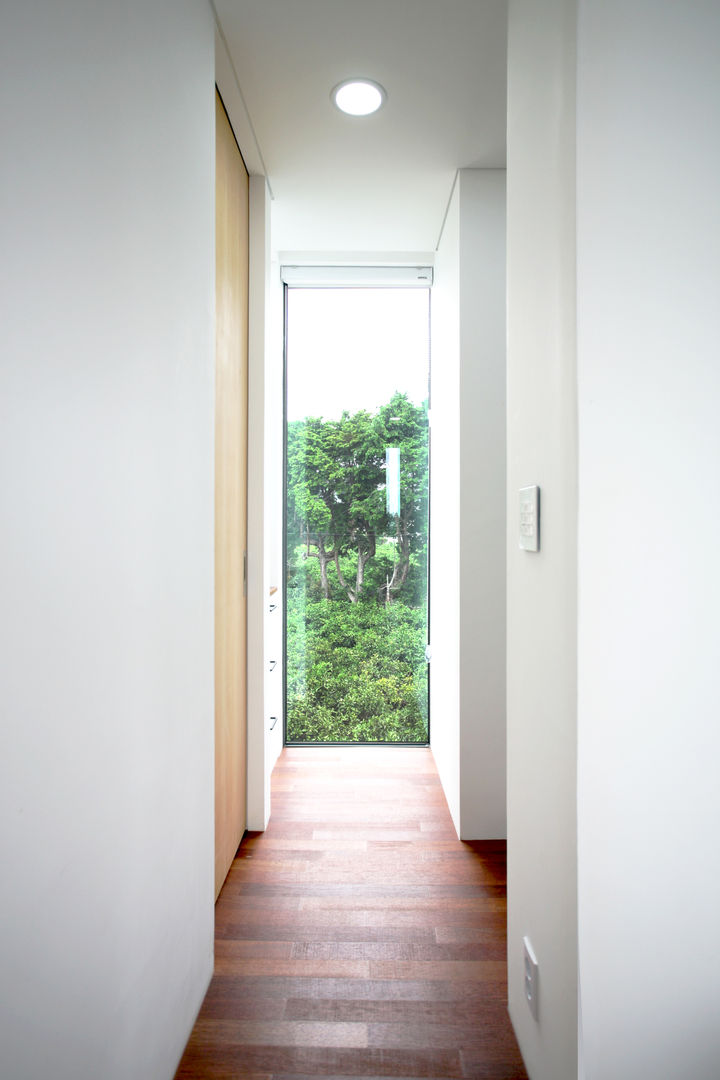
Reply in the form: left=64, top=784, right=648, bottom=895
left=519, top=485, right=540, bottom=551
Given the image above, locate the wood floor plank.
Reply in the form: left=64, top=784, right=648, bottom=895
left=296, top=895, right=506, bottom=910
left=288, top=941, right=505, bottom=962
left=283, top=998, right=516, bottom=1027
left=435, top=926, right=508, bottom=945
left=235, top=882, right=495, bottom=899
left=212, top=925, right=440, bottom=944
left=247, top=838, right=370, bottom=852
left=367, top=959, right=507, bottom=982
left=209, top=939, right=294, bottom=958
left=459, top=1049, right=529, bottom=1079
left=196, top=992, right=288, bottom=1022
left=214, top=954, right=372, bottom=979
left=174, top=747, right=527, bottom=1080
left=187, top=975, right=510, bottom=1004
left=366, top=1023, right=523, bottom=1052
left=270, top=1076, right=461, bottom=1080
left=190, top=1019, right=369, bottom=1048
left=177, top=1046, right=464, bottom=1078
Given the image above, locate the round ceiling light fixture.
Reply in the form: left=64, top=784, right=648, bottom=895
left=331, top=78, right=386, bottom=117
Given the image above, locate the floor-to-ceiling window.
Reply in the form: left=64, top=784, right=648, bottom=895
left=284, top=282, right=430, bottom=745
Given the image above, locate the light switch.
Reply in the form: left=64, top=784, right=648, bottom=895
left=519, top=485, right=540, bottom=552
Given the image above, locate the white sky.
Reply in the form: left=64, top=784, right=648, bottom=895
left=286, top=288, right=430, bottom=421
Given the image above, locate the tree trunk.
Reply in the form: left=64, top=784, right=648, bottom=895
left=304, top=529, right=334, bottom=599
left=354, top=531, right=376, bottom=601
left=334, top=530, right=376, bottom=603
left=318, top=550, right=331, bottom=598
left=334, top=548, right=357, bottom=603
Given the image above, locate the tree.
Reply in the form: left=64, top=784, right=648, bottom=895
left=286, top=417, right=341, bottom=599
left=285, top=392, right=430, bottom=744
left=287, top=392, right=428, bottom=606
left=287, top=409, right=384, bottom=603
left=329, top=408, right=384, bottom=602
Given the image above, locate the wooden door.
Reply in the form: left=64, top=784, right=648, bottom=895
left=215, top=91, right=248, bottom=899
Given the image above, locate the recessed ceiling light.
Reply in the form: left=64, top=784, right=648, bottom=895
left=331, top=79, right=386, bottom=117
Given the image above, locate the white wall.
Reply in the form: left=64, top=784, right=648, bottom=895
left=0, top=3, right=215, bottom=1078
left=506, top=2, right=578, bottom=1077
left=576, top=2, right=720, bottom=1077
left=265, top=242, right=286, bottom=775
left=458, top=170, right=507, bottom=839
left=430, top=180, right=462, bottom=830
left=431, top=170, right=506, bottom=840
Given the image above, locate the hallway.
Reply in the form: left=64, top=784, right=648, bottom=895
left=175, top=747, right=527, bottom=1079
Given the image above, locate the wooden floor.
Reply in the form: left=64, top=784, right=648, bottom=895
left=175, top=747, right=528, bottom=1080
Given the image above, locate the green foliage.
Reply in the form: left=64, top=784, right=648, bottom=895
left=286, top=391, right=429, bottom=744
left=286, top=595, right=428, bottom=743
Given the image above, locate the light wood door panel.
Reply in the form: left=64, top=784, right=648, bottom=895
left=215, top=90, right=248, bottom=899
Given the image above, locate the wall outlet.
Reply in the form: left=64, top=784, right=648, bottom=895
left=523, top=936, right=539, bottom=1020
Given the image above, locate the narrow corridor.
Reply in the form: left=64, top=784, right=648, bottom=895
left=175, top=747, right=527, bottom=1079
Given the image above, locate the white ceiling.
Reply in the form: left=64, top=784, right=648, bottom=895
left=214, top=0, right=508, bottom=255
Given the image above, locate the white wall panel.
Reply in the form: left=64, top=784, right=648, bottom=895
left=506, top=2, right=579, bottom=1076
left=0, top=3, right=215, bottom=1076
left=577, top=2, right=720, bottom=1076
left=431, top=170, right=506, bottom=840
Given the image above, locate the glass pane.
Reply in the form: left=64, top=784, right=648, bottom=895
left=285, top=287, right=429, bottom=744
